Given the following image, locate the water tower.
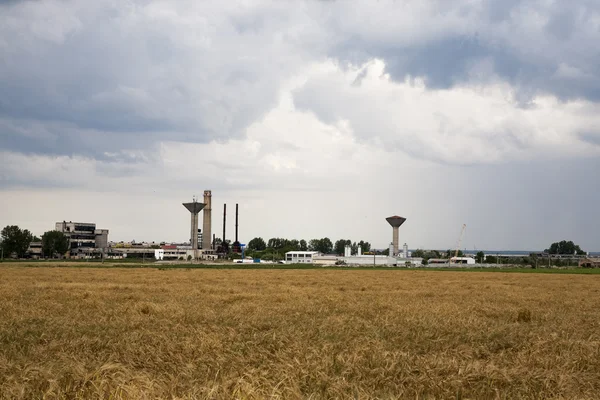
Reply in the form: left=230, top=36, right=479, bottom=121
left=386, top=216, right=406, bottom=256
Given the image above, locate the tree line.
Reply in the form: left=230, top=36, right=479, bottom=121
left=245, top=237, right=373, bottom=258
left=1, top=225, right=69, bottom=259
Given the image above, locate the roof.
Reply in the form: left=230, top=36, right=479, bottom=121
left=286, top=251, right=319, bottom=255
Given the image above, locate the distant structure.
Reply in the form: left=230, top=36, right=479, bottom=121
left=232, top=203, right=241, bottom=253
left=183, top=197, right=205, bottom=259
left=55, top=221, right=109, bottom=257
left=386, top=216, right=406, bottom=256
left=202, top=190, right=212, bottom=250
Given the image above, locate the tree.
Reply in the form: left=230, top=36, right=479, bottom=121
left=1, top=225, right=33, bottom=258
left=357, top=240, right=371, bottom=253
left=545, top=240, right=585, bottom=255
left=288, top=239, right=300, bottom=251
left=412, top=249, right=425, bottom=258
left=247, top=237, right=267, bottom=251
left=475, top=251, right=485, bottom=263
left=308, top=238, right=333, bottom=254
left=446, top=249, right=464, bottom=258
left=299, top=239, right=308, bottom=251
left=334, top=239, right=351, bottom=255
left=267, top=238, right=289, bottom=250
left=41, top=230, right=69, bottom=258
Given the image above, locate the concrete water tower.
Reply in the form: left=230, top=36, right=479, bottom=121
left=386, top=216, right=406, bottom=256
left=183, top=197, right=206, bottom=258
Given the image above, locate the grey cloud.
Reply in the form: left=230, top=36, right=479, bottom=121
left=579, top=132, right=600, bottom=147
left=3, top=0, right=600, bottom=165
left=326, top=1, right=600, bottom=103
left=0, top=1, right=310, bottom=158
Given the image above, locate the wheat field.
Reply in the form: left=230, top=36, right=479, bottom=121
left=1, top=265, right=599, bottom=399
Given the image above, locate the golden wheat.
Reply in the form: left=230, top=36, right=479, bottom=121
left=1, top=265, right=599, bottom=399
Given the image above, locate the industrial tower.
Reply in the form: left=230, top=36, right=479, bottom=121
left=386, top=216, right=407, bottom=256
left=183, top=197, right=205, bottom=259
left=202, top=190, right=212, bottom=250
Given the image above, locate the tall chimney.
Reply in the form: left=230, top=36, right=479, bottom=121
left=235, top=203, right=239, bottom=243
left=202, top=190, right=212, bottom=250
left=212, top=233, right=215, bottom=250
left=222, top=204, right=227, bottom=244
left=385, top=216, right=407, bottom=256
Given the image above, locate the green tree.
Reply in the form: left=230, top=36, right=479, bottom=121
left=412, top=249, right=425, bottom=258
left=299, top=239, right=308, bottom=251
left=334, top=239, right=351, bottom=255
left=267, top=238, right=288, bottom=250
left=1, top=225, right=33, bottom=258
left=41, top=230, right=69, bottom=258
left=545, top=240, right=585, bottom=255
left=247, top=237, right=267, bottom=251
left=357, top=240, right=371, bottom=253
left=308, top=238, right=333, bottom=254
left=475, top=251, right=485, bottom=263
left=446, top=249, right=464, bottom=258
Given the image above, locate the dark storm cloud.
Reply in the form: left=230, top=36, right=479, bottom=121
left=2, top=0, right=600, bottom=164
left=327, top=0, right=600, bottom=103
left=0, top=1, right=301, bottom=159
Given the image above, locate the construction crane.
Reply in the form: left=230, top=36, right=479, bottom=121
left=453, top=224, right=467, bottom=260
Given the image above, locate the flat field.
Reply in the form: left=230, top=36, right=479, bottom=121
left=1, top=266, right=600, bottom=399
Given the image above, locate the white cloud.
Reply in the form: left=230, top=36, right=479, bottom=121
left=293, top=59, right=600, bottom=164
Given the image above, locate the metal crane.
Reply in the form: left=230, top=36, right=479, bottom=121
left=453, top=224, right=467, bottom=261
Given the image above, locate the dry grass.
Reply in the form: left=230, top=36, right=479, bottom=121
left=1, top=266, right=600, bottom=399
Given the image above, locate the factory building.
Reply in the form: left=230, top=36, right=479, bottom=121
left=55, top=221, right=109, bottom=257
left=450, top=257, right=476, bottom=265
left=285, top=251, right=319, bottom=263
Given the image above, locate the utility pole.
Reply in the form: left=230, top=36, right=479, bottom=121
left=373, top=248, right=376, bottom=267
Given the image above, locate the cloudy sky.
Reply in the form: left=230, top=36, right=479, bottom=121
left=1, top=0, right=599, bottom=251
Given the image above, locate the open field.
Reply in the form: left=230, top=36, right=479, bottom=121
left=3, top=260, right=600, bottom=274
left=1, top=267, right=600, bottom=399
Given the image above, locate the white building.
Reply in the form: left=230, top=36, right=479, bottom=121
left=285, top=251, right=319, bottom=264
left=450, top=256, right=476, bottom=265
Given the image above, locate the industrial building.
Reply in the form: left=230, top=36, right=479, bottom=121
left=579, top=258, right=600, bottom=268
left=285, top=251, right=319, bottom=263
left=449, top=256, right=476, bottom=265
left=283, top=216, right=423, bottom=267
left=55, top=221, right=109, bottom=257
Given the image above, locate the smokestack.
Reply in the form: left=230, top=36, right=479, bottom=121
left=202, top=190, right=212, bottom=250
left=235, top=203, right=239, bottom=242
left=183, top=197, right=206, bottom=258
left=212, top=233, right=215, bottom=250
left=223, top=204, right=227, bottom=244
left=386, top=216, right=407, bottom=256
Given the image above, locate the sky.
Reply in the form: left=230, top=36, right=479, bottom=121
left=1, top=0, right=599, bottom=251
